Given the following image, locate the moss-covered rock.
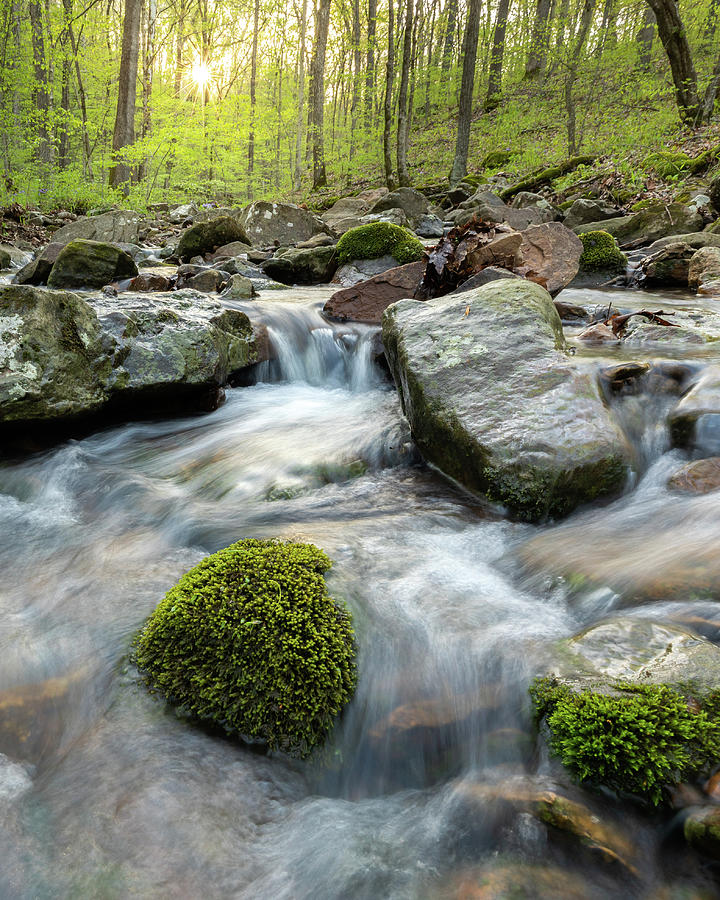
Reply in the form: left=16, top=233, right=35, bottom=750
left=578, top=231, right=627, bottom=272
left=176, top=216, right=250, bottom=262
left=531, top=618, right=720, bottom=805
left=0, top=248, right=10, bottom=269
left=47, top=239, right=138, bottom=288
left=336, top=222, right=425, bottom=266
left=575, top=203, right=703, bottom=246
left=532, top=679, right=720, bottom=805
left=134, top=538, right=357, bottom=758
left=262, top=245, right=337, bottom=285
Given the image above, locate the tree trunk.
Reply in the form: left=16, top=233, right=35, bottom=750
left=396, top=0, right=414, bottom=185
left=525, top=0, right=553, bottom=79
left=365, top=0, right=377, bottom=123
left=309, top=0, right=332, bottom=189
left=484, top=0, right=511, bottom=111
left=383, top=0, right=396, bottom=188
left=441, top=0, right=458, bottom=72
left=248, top=0, right=260, bottom=197
left=109, top=0, right=142, bottom=190
left=564, top=0, right=597, bottom=156
left=142, top=0, right=157, bottom=140
left=449, top=0, right=481, bottom=185
left=174, top=0, right=186, bottom=96
left=29, top=0, right=53, bottom=165
left=636, top=5, right=655, bottom=71
left=696, top=48, right=720, bottom=125
left=294, top=0, right=308, bottom=190
left=644, top=0, right=699, bottom=124
left=61, top=0, right=93, bottom=177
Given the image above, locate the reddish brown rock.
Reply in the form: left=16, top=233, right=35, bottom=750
left=577, top=323, right=620, bottom=343
left=129, top=272, right=173, bottom=292
left=323, top=260, right=425, bottom=324
left=518, top=222, right=583, bottom=295
left=668, top=458, right=720, bottom=494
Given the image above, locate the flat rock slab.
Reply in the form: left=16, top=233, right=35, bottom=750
left=551, top=618, right=720, bottom=689
left=323, top=261, right=425, bottom=324
left=0, top=284, right=262, bottom=429
left=382, top=280, right=631, bottom=521
left=51, top=210, right=140, bottom=246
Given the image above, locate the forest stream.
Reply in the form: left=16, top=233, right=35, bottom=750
left=1, top=285, right=720, bottom=899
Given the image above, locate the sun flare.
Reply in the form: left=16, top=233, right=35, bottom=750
left=191, top=60, right=211, bottom=92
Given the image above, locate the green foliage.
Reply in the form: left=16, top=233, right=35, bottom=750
left=335, top=222, right=425, bottom=265
left=134, top=538, right=357, bottom=758
left=578, top=231, right=627, bottom=272
left=531, top=678, right=720, bottom=805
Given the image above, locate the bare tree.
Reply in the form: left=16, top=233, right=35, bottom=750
left=397, top=0, right=414, bottom=185
left=29, top=0, right=53, bottom=164
left=383, top=0, right=396, bottom=188
left=644, top=0, right=699, bottom=124
left=484, top=0, right=512, bottom=111
left=525, top=0, right=554, bottom=79
left=449, top=0, right=481, bottom=185
left=294, top=0, right=308, bottom=189
left=109, top=0, right=142, bottom=190
left=309, top=0, right=332, bottom=188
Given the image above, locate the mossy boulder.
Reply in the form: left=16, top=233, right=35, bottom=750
left=176, top=216, right=250, bottom=262
left=532, top=618, right=720, bottom=804
left=575, top=203, right=703, bottom=246
left=381, top=280, right=631, bottom=521
left=47, top=240, right=138, bottom=289
left=336, top=222, right=425, bottom=267
left=578, top=231, right=626, bottom=272
left=134, top=539, right=357, bottom=758
left=0, top=248, right=10, bottom=269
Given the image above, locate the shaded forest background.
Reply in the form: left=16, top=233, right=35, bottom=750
left=1, top=0, right=719, bottom=211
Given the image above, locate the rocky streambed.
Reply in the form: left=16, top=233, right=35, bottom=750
left=2, top=182, right=720, bottom=897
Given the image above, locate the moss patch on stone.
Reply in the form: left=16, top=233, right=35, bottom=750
left=134, top=538, right=357, bottom=758
left=578, top=231, right=627, bottom=272
left=531, top=677, right=720, bottom=805
left=335, top=222, right=425, bottom=265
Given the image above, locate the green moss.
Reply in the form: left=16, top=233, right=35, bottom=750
left=134, top=538, right=357, bottom=758
left=335, top=222, right=425, bottom=265
left=644, top=147, right=720, bottom=180
left=578, top=231, right=627, bottom=272
left=481, top=150, right=512, bottom=170
left=530, top=678, right=720, bottom=805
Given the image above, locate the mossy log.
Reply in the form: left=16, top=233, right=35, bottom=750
left=500, top=155, right=596, bottom=202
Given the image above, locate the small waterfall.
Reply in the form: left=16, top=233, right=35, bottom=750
left=249, top=299, right=382, bottom=391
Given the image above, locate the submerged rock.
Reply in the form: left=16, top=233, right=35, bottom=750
left=382, top=280, right=630, bottom=521
left=684, top=806, right=720, bottom=860
left=0, top=284, right=263, bottom=429
left=668, top=458, right=720, bottom=494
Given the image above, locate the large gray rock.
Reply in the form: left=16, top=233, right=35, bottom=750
left=239, top=201, right=328, bottom=247
left=688, top=247, right=720, bottom=290
left=261, top=245, right=337, bottom=285
left=562, top=199, right=619, bottom=231
left=50, top=210, right=140, bottom=246
left=176, top=216, right=249, bottom=262
left=669, top=366, right=720, bottom=450
left=646, top=232, right=720, bottom=253
left=574, top=202, right=703, bottom=246
left=14, top=243, right=64, bottom=286
left=0, top=285, right=262, bottom=427
left=370, top=187, right=429, bottom=225
left=47, top=240, right=138, bottom=289
left=333, top=255, right=401, bottom=287
left=640, top=242, right=695, bottom=287
left=382, top=280, right=631, bottom=521
left=449, top=190, right=554, bottom=230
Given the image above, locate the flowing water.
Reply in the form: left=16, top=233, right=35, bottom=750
left=1, top=286, right=720, bottom=898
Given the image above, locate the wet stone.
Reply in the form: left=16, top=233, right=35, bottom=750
left=668, top=458, right=720, bottom=494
